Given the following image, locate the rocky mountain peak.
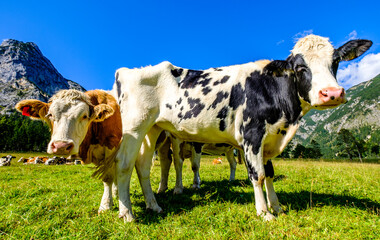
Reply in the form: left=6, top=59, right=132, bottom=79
left=0, top=39, right=85, bottom=114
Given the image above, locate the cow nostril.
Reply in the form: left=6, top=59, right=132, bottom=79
left=319, top=90, right=328, bottom=97
left=330, top=96, right=335, bottom=100
left=66, top=143, right=74, bottom=151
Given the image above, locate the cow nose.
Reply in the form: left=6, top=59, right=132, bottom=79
left=51, top=141, right=74, bottom=155
left=319, top=87, right=345, bottom=105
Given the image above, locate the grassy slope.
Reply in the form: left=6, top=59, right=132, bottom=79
left=0, top=154, right=379, bottom=239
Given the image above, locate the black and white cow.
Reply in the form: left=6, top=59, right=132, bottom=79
left=112, top=35, right=372, bottom=221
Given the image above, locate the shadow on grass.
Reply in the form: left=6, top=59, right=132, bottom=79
left=135, top=177, right=379, bottom=224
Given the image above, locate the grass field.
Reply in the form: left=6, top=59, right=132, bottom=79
left=1, top=153, right=379, bottom=239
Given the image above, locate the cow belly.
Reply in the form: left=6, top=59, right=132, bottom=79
left=156, top=121, right=239, bottom=147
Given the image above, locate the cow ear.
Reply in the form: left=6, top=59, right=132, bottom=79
left=333, top=39, right=372, bottom=62
left=92, top=104, right=114, bottom=122
left=263, top=60, right=292, bottom=76
left=15, top=100, right=49, bottom=120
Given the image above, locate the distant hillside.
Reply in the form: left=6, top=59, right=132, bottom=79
left=0, top=39, right=85, bottom=114
left=295, top=74, right=380, bottom=157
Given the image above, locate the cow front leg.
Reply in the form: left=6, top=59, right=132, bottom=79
left=98, top=177, right=114, bottom=213
left=264, top=160, right=283, bottom=214
left=225, top=149, right=237, bottom=181
left=117, top=133, right=146, bottom=222
left=191, top=143, right=203, bottom=189
left=135, top=126, right=163, bottom=213
left=245, top=146, right=275, bottom=221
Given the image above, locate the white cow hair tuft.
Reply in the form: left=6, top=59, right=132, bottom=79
left=49, top=89, right=93, bottom=106
left=291, top=34, right=334, bottom=63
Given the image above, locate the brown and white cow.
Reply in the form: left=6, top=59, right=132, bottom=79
left=111, top=34, right=372, bottom=221
left=16, top=89, right=122, bottom=212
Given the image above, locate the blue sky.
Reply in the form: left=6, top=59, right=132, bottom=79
left=1, top=0, right=380, bottom=91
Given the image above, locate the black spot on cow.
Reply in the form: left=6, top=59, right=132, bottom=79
left=217, top=106, right=228, bottom=131
left=176, top=98, right=182, bottom=105
left=215, top=143, right=230, bottom=148
left=277, top=129, right=280, bottom=134
left=264, top=160, right=274, bottom=178
left=246, top=159, right=259, bottom=181
left=165, top=104, right=172, bottom=110
left=171, top=68, right=183, bottom=78
left=191, top=142, right=204, bottom=154
left=213, top=68, right=223, bottom=71
left=202, top=87, right=212, bottom=95
left=213, top=75, right=230, bottom=86
left=182, top=98, right=205, bottom=120
left=229, top=83, right=245, bottom=110
left=115, top=77, right=122, bottom=98
left=180, top=106, right=184, bottom=111
left=280, top=130, right=287, bottom=135
left=184, top=91, right=189, bottom=97
left=180, top=70, right=211, bottom=89
left=288, top=54, right=312, bottom=103
left=208, top=91, right=229, bottom=110
left=220, top=75, right=230, bottom=83
left=121, top=93, right=125, bottom=99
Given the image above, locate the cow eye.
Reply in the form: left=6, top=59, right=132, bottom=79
left=82, top=115, right=88, bottom=120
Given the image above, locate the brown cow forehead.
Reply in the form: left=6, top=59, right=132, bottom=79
left=49, top=89, right=92, bottom=106
left=49, top=99, right=90, bottom=116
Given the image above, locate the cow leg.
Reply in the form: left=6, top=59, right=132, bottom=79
left=264, top=160, right=283, bottom=214
left=172, top=137, right=184, bottom=194
left=157, top=138, right=172, bottom=193
left=225, top=149, right=237, bottom=181
left=98, top=177, right=114, bottom=213
left=135, top=126, right=163, bottom=213
left=244, top=145, right=275, bottom=221
left=191, top=143, right=203, bottom=189
left=112, top=182, right=118, bottom=199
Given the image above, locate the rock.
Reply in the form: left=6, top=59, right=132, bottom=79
left=0, top=39, right=85, bottom=114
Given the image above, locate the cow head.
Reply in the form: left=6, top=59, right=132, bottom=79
left=15, top=90, right=115, bottom=156
left=268, top=35, right=372, bottom=110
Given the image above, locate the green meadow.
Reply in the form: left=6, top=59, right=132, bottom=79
left=0, top=153, right=379, bottom=239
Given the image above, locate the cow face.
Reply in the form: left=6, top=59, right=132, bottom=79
left=15, top=90, right=114, bottom=156
left=289, top=35, right=372, bottom=109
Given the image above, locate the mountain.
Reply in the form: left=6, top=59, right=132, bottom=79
left=0, top=39, right=85, bottom=114
left=295, top=74, right=380, bottom=157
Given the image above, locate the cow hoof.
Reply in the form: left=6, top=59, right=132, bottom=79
left=119, top=212, right=135, bottom=222
left=157, top=186, right=168, bottom=194
left=98, top=207, right=110, bottom=215
left=147, top=205, right=163, bottom=213
left=192, top=184, right=201, bottom=189
left=173, top=187, right=183, bottom=195
left=263, top=212, right=276, bottom=221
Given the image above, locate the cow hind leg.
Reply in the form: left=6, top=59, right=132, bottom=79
left=245, top=146, right=275, bottom=221
left=172, top=137, right=184, bottom=194
left=157, top=138, right=172, bottom=193
left=190, top=143, right=203, bottom=189
left=225, top=149, right=237, bottom=181
left=135, top=126, right=163, bottom=213
left=264, top=160, right=283, bottom=215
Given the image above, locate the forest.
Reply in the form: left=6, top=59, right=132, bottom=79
left=0, top=112, right=379, bottom=161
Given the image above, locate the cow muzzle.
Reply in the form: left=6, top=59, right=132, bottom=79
left=318, top=87, right=346, bottom=107
left=51, top=141, right=74, bottom=155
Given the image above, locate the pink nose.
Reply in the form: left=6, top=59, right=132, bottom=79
left=319, top=87, right=345, bottom=106
left=51, top=141, right=74, bottom=155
